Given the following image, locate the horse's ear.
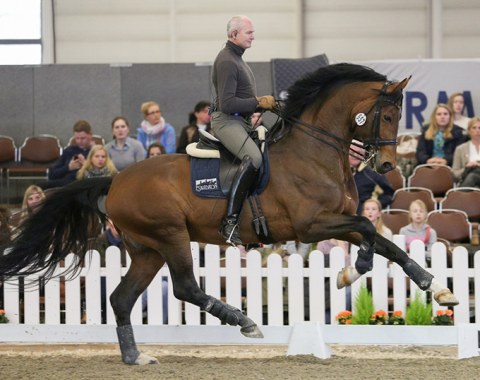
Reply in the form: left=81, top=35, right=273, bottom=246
left=389, top=76, right=411, bottom=93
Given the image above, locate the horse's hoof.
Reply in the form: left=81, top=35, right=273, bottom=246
left=240, top=324, right=264, bottom=338
left=434, top=289, right=459, bottom=307
left=337, top=266, right=361, bottom=289
left=135, top=353, right=159, bottom=365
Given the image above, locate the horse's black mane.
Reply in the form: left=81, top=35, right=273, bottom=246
left=282, top=63, right=388, bottom=120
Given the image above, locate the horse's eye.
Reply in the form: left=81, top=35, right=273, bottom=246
left=383, top=115, right=392, bottom=122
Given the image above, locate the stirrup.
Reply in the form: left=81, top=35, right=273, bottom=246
left=221, top=218, right=242, bottom=246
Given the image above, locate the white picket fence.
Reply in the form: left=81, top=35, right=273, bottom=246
left=1, top=235, right=479, bottom=344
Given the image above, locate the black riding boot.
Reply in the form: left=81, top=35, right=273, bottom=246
left=220, top=156, right=258, bottom=245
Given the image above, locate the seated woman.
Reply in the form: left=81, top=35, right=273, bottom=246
left=76, top=145, right=118, bottom=180
left=362, top=198, right=393, bottom=241
left=452, top=117, right=480, bottom=187
left=399, top=199, right=437, bottom=259
left=105, top=116, right=146, bottom=171
left=416, top=103, right=466, bottom=166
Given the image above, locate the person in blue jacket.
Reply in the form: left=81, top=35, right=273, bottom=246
left=137, top=101, right=176, bottom=154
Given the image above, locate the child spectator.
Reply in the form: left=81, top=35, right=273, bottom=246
left=76, top=145, right=118, bottom=180
left=399, top=199, right=437, bottom=257
left=362, top=198, right=393, bottom=240
left=147, top=142, right=166, bottom=158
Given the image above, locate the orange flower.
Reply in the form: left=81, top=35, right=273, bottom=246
left=0, top=310, right=4, bottom=315
left=393, top=310, right=403, bottom=317
left=445, top=309, right=453, bottom=317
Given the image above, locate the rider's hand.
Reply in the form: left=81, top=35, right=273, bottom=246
left=256, top=95, right=276, bottom=110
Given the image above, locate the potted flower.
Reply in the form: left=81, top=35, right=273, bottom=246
left=335, top=310, right=352, bottom=325
left=388, top=310, right=406, bottom=325
left=0, top=309, right=9, bottom=324
left=370, top=309, right=388, bottom=325
left=432, top=309, right=454, bottom=325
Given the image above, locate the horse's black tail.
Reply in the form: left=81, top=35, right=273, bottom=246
left=0, top=177, right=113, bottom=280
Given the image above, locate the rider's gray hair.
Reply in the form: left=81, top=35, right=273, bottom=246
left=227, top=15, right=249, bottom=38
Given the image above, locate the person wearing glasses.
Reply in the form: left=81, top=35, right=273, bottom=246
left=137, top=101, right=176, bottom=154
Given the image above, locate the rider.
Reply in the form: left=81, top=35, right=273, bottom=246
left=211, top=15, right=276, bottom=245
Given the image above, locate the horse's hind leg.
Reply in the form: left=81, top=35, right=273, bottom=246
left=164, top=239, right=263, bottom=338
left=110, top=243, right=165, bottom=365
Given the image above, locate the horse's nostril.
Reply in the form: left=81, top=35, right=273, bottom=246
left=380, top=162, right=394, bottom=174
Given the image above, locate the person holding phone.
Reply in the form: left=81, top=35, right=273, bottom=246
left=42, top=120, right=94, bottom=188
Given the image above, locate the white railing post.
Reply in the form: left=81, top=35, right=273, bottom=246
left=287, top=253, right=305, bottom=324
left=308, top=251, right=326, bottom=324
left=246, top=249, right=263, bottom=325
left=266, top=253, right=284, bottom=326
left=204, top=244, right=221, bottom=325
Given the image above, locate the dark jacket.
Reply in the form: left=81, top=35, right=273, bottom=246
left=416, top=125, right=466, bottom=166
left=354, top=163, right=394, bottom=214
left=176, top=124, right=212, bottom=154
left=48, top=145, right=91, bottom=181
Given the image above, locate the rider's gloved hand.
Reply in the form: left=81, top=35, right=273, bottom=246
left=256, top=95, right=276, bottom=110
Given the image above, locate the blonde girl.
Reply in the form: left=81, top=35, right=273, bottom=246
left=362, top=198, right=393, bottom=240
left=76, top=145, right=118, bottom=180
left=22, top=185, right=46, bottom=214
left=399, top=199, right=437, bottom=256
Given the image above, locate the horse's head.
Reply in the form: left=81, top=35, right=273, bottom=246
left=352, top=77, right=410, bottom=174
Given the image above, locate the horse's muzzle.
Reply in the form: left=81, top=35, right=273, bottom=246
left=378, top=161, right=394, bottom=174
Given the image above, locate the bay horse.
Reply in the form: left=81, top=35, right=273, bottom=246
left=0, top=63, right=457, bottom=365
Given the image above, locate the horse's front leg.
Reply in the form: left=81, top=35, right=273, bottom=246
left=338, top=231, right=458, bottom=307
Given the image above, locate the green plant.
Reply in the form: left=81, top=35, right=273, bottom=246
left=352, top=285, right=375, bottom=325
left=405, top=292, right=432, bottom=325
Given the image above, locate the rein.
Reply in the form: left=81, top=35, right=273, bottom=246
left=270, top=81, right=402, bottom=162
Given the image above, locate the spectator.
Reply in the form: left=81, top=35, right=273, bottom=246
left=362, top=198, right=393, bottom=240
left=44, top=120, right=94, bottom=188
left=452, top=117, right=480, bottom=187
left=9, top=185, right=46, bottom=235
left=137, top=101, right=176, bottom=154
left=147, top=142, right=166, bottom=158
left=0, top=206, right=12, bottom=246
left=350, top=142, right=394, bottom=215
left=176, top=100, right=211, bottom=154
left=399, top=199, right=437, bottom=257
left=76, top=145, right=118, bottom=180
left=284, top=241, right=311, bottom=261
left=21, top=184, right=46, bottom=215
left=447, top=92, right=471, bottom=132
left=105, top=116, right=146, bottom=171
left=416, top=103, right=465, bottom=166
